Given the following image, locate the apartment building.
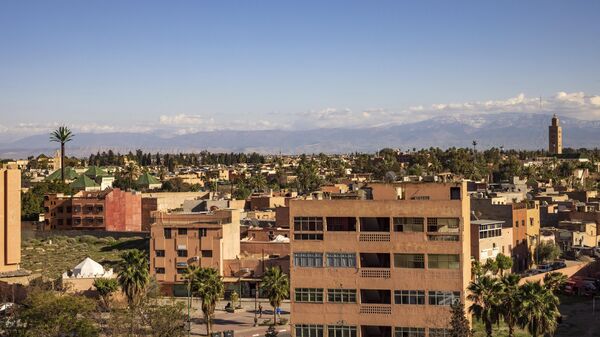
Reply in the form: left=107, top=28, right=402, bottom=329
left=470, top=220, right=513, bottom=263
left=289, top=182, right=471, bottom=337
left=149, top=210, right=240, bottom=296
left=44, top=188, right=142, bottom=231
left=0, top=165, right=21, bottom=275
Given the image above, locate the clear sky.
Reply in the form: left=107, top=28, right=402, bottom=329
left=1, top=0, right=600, bottom=138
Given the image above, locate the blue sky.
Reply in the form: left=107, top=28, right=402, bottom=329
left=1, top=0, right=600, bottom=138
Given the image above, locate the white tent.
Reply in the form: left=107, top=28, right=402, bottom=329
left=65, top=257, right=113, bottom=278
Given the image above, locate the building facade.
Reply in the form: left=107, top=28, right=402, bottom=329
left=44, top=188, right=142, bottom=231
left=149, top=210, right=241, bottom=296
left=549, top=114, right=563, bottom=155
left=0, top=165, right=21, bottom=275
left=289, top=182, right=471, bottom=337
left=470, top=220, right=513, bottom=263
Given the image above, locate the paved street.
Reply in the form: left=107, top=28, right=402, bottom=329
left=167, top=298, right=291, bottom=337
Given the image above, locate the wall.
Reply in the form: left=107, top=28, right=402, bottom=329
left=240, top=241, right=290, bottom=256
left=105, top=189, right=142, bottom=231
left=141, top=191, right=209, bottom=211
left=0, top=166, right=21, bottom=274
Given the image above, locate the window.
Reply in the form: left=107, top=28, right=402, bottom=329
left=294, top=217, right=323, bottom=231
left=295, top=288, right=323, bottom=302
left=359, top=253, right=390, bottom=268
left=427, top=218, right=459, bottom=233
left=428, top=254, right=459, bottom=269
left=294, top=252, right=323, bottom=267
left=296, top=325, right=323, bottom=337
left=155, top=267, right=165, bottom=274
left=450, top=187, right=461, bottom=200
left=178, top=228, right=188, bottom=235
left=327, top=289, right=357, bottom=303
left=328, top=326, right=357, bottom=337
left=156, top=250, right=165, bottom=257
left=360, top=217, right=390, bottom=232
left=327, top=253, right=356, bottom=268
left=394, top=290, right=425, bottom=305
left=177, top=250, right=188, bottom=257
left=294, top=233, right=323, bottom=240
left=479, top=222, right=502, bottom=239
left=199, top=228, right=207, bottom=237
left=164, top=228, right=172, bottom=239
left=427, top=235, right=459, bottom=241
left=360, top=289, right=391, bottom=304
left=394, top=217, right=424, bottom=232
left=176, top=268, right=187, bottom=275
left=201, top=250, right=212, bottom=257
left=428, top=291, right=460, bottom=306
left=326, top=217, right=357, bottom=231
left=429, top=329, right=450, bottom=337
left=515, top=221, right=518, bottom=228
left=394, top=254, right=425, bottom=268
left=394, top=327, right=425, bottom=337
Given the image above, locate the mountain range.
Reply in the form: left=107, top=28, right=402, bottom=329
left=2, top=113, right=599, bottom=158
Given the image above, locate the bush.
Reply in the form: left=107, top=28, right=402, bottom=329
left=78, top=235, right=100, bottom=244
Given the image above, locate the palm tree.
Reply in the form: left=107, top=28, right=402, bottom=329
left=467, top=275, right=503, bottom=337
left=261, top=267, right=289, bottom=326
left=500, top=274, right=521, bottom=337
left=543, top=272, right=568, bottom=293
left=482, top=258, right=499, bottom=276
left=517, top=281, right=560, bottom=337
left=49, top=126, right=74, bottom=182
left=93, top=277, right=119, bottom=311
left=188, top=267, right=224, bottom=336
left=117, top=249, right=149, bottom=307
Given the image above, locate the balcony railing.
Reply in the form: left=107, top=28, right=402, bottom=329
left=360, top=268, right=391, bottom=279
left=359, top=305, right=392, bottom=315
left=359, top=233, right=390, bottom=242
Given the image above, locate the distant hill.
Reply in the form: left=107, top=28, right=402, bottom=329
left=2, top=113, right=599, bottom=158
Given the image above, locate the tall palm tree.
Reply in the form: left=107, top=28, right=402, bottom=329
left=500, top=274, right=521, bottom=337
left=188, top=267, right=224, bottom=336
left=117, top=249, right=149, bottom=307
left=261, top=267, right=289, bottom=326
left=543, top=272, right=568, bottom=293
left=517, top=281, right=560, bottom=337
left=467, top=275, right=503, bottom=337
left=49, top=126, right=74, bottom=182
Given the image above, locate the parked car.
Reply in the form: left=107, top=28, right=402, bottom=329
left=522, top=269, right=540, bottom=277
left=551, top=261, right=567, bottom=270
left=563, top=280, right=597, bottom=296
left=536, top=264, right=553, bottom=273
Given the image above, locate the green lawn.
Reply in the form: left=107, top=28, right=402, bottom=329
left=21, top=234, right=148, bottom=280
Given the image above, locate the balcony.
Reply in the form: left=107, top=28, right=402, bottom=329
left=360, top=268, right=391, bottom=279
left=359, top=233, right=390, bottom=242
left=359, top=304, right=392, bottom=315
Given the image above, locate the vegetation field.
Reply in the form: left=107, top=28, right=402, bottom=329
left=21, top=235, right=148, bottom=280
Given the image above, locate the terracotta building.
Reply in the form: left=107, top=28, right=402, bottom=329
left=0, top=165, right=21, bottom=275
left=149, top=210, right=241, bottom=296
left=470, top=220, right=513, bottom=263
left=289, top=182, right=471, bottom=337
left=44, top=188, right=142, bottom=231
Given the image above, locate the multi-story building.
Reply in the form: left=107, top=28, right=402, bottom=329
left=0, top=164, right=21, bottom=275
left=470, top=220, right=513, bottom=263
left=44, top=188, right=142, bottom=231
left=149, top=210, right=241, bottom=296
left=289, top=182, right=471, bottom=337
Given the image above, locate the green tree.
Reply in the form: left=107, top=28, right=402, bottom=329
left=93, top=277, right=119, bottom=310
left=543, top=272, right=568, bottom=293
left=294, top=157, right=322, bottom=195
left=500, top=274, right=521, bottom=337
left=482, top=258, right=499, bottom=276
left=495, top=254, right=513, bottom=276
left=188, top=267, right=224, bottom=335
left=3, top=290, right=98, bottom=337
left=534, top=242, right=561, bottom=264
left=471, top=260, right=483, bottom=280
left=448, top=300, right=473, bottom=337
left=144, top=302, right=187, bottom=337
left=118, top=249, right=150, bottom=307
left=262, top=266, right=289, bottom=326
left=49, top=126, right=74, bottom=183
left=467, top=275, right=502, bottom=337
left=517, top=281, right=560, bottom=337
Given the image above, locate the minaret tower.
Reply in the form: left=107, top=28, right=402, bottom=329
left=548, top=114, right=563, bottom=155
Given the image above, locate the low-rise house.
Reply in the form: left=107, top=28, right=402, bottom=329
left=471, top=220, right=513, bottom=263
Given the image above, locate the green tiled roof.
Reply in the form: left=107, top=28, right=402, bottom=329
left=136, top=172, right=161, bottom=186
left=84, top=166, right=108, bottom=178
left=46, top=167, right=78, bottom=181
left=70, top=174, right=100, bottom=189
